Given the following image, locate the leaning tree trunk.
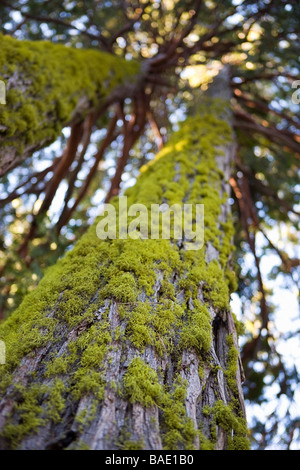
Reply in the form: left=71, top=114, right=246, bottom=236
left=0, top=34, right=139, bottom=176
left=0, top=69, right=249, bottom=450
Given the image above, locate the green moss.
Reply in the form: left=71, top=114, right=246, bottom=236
left=123, top=439, right=145, bottom=450
left=123, top=358, right=196, bottom=449
left=161, top=376, right=197, bottom=450
left=2, top=383, right=45, bottom=446
left=199, top=430, right=215, bottom=450
left=0, top=100, right=245, bottom=448
left=123, top=357, right=162, bottom=407
left=0, top=33, right=139, bottom=165
left=46, top=378, right=66, bottom=423
left=179, top=303, right=211, bottom=353
left=204, top=260, right=231, bottom=310
left=202, top=405, right=212, bottom=417
left=71, top=324, right=111, bottom=401
left=198, top=361, right=205, bottom=380
left=74, top=441, right=91, bottom=450
left=225, top=334, right=239, bottom=393
left=102, top=272, right=138, bottom=303
left=232, top=312, right=246, bottom=337
left=126, top=303, right=154, bottom=349
left=125, top=300, right=183, bottom=354
left=211, top=400, right=250, bottom=450
left=44, top=353, right=73, bottom=377
left=200, top=399, right=249, bottom=450
left=75, top=401, right=97, bottom=432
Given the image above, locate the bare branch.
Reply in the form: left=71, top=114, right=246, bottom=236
left=233, top=90, right=300, bottom=131
left=17, top=121, right=84, bottom=258
left=147, top=111, right=164, bottom=150
left=105, top=92, right=149, bottom=202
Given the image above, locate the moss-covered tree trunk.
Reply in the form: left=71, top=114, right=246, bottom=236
left=0, top=69, right=249, bottom=450
left=0, top=34, right=139, bottom=176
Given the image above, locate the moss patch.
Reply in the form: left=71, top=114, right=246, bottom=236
left=213, top=400, right=250, bottom=450
left=123, top=359, right=196, bottom=449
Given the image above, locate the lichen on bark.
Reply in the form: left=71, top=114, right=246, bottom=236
left=0, top=95, right=249, bottom=450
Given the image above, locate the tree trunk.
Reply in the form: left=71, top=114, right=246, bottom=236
left=0, top=34, right=139, bottom=176
left=0, top=70, right=249, bottom=450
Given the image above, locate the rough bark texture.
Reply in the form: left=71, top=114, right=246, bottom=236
left=0, top=34, right=139, bottom=176
left=0, top=70, right=249, bottom=450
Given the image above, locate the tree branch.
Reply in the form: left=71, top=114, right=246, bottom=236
left=62, top=113, right=95, bottom=212
left=0, top=0, right=111, bottom=50
left=233, top=109, right=300, bottom=157
left=105, top=93, right=149, bottom=202
left=236, top=161, right=300, bottom=217
left=233, top=90, right=300, bottom=132
left=56, top=112, right=119, bottom=233
left=230, top=175, right=269, bottom=330
left=17, top=121, right=84, bottom=259
left=147, top=110, right=164, bottom=151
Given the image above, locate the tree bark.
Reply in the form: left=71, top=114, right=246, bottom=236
left=0, top=34, right=139, bottom=176
left=0, top=69, right=249, bottom=450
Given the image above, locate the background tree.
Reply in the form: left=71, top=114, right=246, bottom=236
left=0, top=0, right=299, bottom=449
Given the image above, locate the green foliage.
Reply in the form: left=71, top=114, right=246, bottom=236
left=0, top=105, right=244, bottom=448
left=2, top=383, right=45, bottom=444
left=225, top=334, right=239, bottom=393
